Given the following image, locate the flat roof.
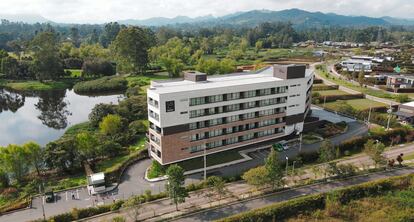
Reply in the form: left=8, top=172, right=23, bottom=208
left=149, top=66, right=313, bottom=94
left=90, top=172, right=105, bottom=182
left=401, top=101, right=414, bottom=108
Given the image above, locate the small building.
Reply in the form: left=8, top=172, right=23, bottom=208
left=340, top=59, right=372, bottom=72
left=395, top=102, right=414, bottom=125
left=87, top=172, right=106, bottom=195
left=385, top=74, right=414, bottom=89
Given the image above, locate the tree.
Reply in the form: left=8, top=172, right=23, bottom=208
left=31, top=32, right=64, bottom=81
left=358, top=71, right=365, bottom=86
left=318, top=139, right=337, bottom=179
left=242, top=166, right=269, bottom=188
left=111, top=27, right=152, bottom=74
left=0, top=144, right=29, bottom=183
left=23, top=142, right=44, bottom=177
left=44, top=137, right=81, bottom=174
left=82, top=58, right=115, bottom=77
left=70, top=27, right=81, bottom=47
left=100, top=22, right=121, bottom=47
left=79, top=43, right=109, bottom=60
left=89, top=103, right=116, bottom=127
left=123, top=196, right=142, bottom=222
left=255, top=40, right=263, bottom=53
left=364, top=139, right=386, bottom=167
left=165, top=165, right=187, bottom=211
left=1, top=56, right=19, bottom=78
left=396, top=94, right=410, bottom=103
left=99, top=114, right=124, bottom=137
left=149, top=37, right=191, bottom=77
left=265, top=149, right=284, bottom=190
left=75, top=132, right=98, bottom=162
left=206, top=176, right=227, bottom=204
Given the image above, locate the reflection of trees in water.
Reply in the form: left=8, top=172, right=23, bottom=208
left=0, top=88, right=25, bottom=113
left=35, top=90, right=72, bottom=130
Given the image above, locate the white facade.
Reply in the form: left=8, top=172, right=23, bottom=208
left=147, top=65, right=314, bottom=164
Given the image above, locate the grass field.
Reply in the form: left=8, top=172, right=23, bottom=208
left=316, top=90, right=350, bottom=96
left=289, top=189, right=414, bottom=222
left=65, top=69, right=82, bottom=77
left=2, top=80, right=72, bottom=91
left=324, top=98, right=387, bottom=111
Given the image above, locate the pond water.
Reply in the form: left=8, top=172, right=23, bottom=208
left=0, top=88, right=123, bottom=146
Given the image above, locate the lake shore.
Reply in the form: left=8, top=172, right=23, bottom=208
left=0, top=79, right=75, bottom=91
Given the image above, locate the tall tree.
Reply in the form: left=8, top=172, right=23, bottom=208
left=265, top=149, right=284, bottom=190
left=23, top=142, right=44, bottom=177
left=70, top=27, right=81, bottom=47
left=100, top=22, right=121, bottom=47
left=165, top=165, right=187, bottom=211
left=111, top=27, right=152, bottom=74
left=0, top=144, right=29, bottom=183
left=364, top=139, right=386, bottom=167
left=75, top=132, right=98, bottom=162
left=31, top=32, right=64, bottom=81
left=318, top=139, right=337, bottom=179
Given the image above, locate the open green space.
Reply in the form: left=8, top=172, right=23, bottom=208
left=324, top=98, right=387, bottom=111
left=316, top=66, right=402, bottom=102
left=65, top=69, right=82, bottom=77
left=315, top=90, right=350, bottom=96
left=0, top=80, right=72, bottom=91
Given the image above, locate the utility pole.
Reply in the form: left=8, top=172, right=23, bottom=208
left=39, top=184, right=46, bottom=221
left=203, top=146, right=207, bottom=181
left=367, top=106, right=372, bottom=126
left=299, top=133, right=303, bottom=152
left=285, top=156, right=289, bottom=176
left=292, top=161, right=296, bottom=176
left=323, top=96, right=326, bottom=108
left=386, top=103, right=392, bottom=131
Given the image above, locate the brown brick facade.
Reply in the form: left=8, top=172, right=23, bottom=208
left=150, top=112, right=287, bottom=164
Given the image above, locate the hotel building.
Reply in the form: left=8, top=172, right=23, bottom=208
left=147, top=64, right=314, bottom=165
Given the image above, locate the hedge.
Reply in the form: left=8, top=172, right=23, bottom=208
left=313, top=85, right=339, bottom=91
left=314, top=94, right=364, bottom=103
left=218, top=174, right=414, bottom=222
left=73, top=76, right=128, bottom=94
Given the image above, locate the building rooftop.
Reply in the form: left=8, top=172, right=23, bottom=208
left=148, top=66, right=313, bottom=94
left=401, top=101, right=414, bottom=108
left=90, top=172, right=105, bottom=183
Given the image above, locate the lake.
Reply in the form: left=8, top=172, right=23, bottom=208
left=0, top=88, right=123, bottom=146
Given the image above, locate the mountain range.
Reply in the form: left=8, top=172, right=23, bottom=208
left=2, top=9, right=414, bottom=27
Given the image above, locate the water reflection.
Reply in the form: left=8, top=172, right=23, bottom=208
left=0, top=88, right=123, bottom=146
left=35, top=90, right=71, bottom=130
left=0, top=88, right=25, bottom=113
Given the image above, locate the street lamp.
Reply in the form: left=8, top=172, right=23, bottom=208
left=285, top=156, right=289, bottom=176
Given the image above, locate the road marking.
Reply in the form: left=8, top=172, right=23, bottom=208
left=66, top=191, right=68, bottom=201
left=76, top=189, right=79, bottom=199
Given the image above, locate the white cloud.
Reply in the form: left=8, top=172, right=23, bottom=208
left=0, top=0, right=413, bottom=23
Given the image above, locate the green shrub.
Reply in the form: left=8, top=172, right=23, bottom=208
left=217, top=194, right=326, bottom=222
left=111, top=200, right=125, bottom=211
left=313, top=85, right=339, bottom=91
left=73, top=76, right=127, bottom=94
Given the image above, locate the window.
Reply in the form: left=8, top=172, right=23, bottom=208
left=189, top=122, right=197, bottom=130
left=190, top=109, right=205, bottom=118
left=227, top=92, right=240, bottom=100
left=245, top=90, right=256, bottom=98
left=209, top=129, right=223, bottom=137
left=227, top=115, right=239, bottom=123
left=226, top=137, right=238, bottom=145
left=166, top=101, right=175, bottom=112
left=190, top=97, right=205, bottom=106
left=190, top=144, right=205, bottom=153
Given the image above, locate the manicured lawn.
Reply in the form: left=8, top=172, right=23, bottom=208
left=324, top=98, right=387, bottom=111
left=65, top=69, right=82, bottom=77
left=316, top=89, right=350, bottom=96
left=316, top=66, right=401, bottom=101
left=177, top=149, right=244, bottom=172
left=1, top=80, right=72, bottom=91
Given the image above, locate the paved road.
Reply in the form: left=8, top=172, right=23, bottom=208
left=173, top=167, right=414, bottom=222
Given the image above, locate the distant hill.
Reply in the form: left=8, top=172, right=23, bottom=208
left=0, top=13, right=50, bottom=24
left=117, top=8, right=407, bottom=28
left=2, top=9, right=414, bottom=27
left=118, top=15, right=215, bottom=26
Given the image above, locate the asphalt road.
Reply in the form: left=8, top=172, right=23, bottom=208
left=173, top=167, right=414, bottom=222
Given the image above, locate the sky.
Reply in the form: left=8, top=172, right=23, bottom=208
left=0, top=0, right=414, bottom=24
